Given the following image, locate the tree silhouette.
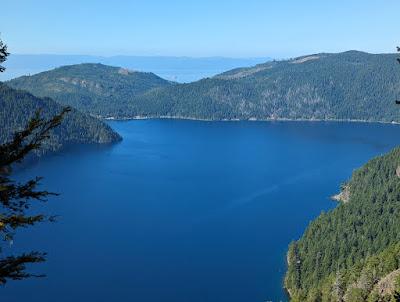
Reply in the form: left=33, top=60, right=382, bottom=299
left=396, top=47, right=400, bottom=104
left=0, top=37, right=70, bottom=284
left=0, top=38, right=8, bottom=73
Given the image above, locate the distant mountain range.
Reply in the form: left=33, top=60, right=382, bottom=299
left=0, top=54, right=270, bottom=83
left=0, top=83, right=121, bottom=154
left=8, top=51, right=400, bottom=123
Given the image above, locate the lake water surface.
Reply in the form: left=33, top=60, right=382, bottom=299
left=3, top=120, right=400, bottom=302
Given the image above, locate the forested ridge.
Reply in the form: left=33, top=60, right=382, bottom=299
left=0, top=83, right=121, bottom=154
left=7, top=63, right=173, bottom=116
left=7, top=51, right=400, bottom=123
left=285, top=147, right=400, bottom=301
left=7, top=51, right=400, bottom=300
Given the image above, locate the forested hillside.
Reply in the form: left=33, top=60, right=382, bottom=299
left=285, top=147, right=400, bottom=302
left=0, top=83, right=121, bottom=154
left=8, top=51, right=400, bottom=122
left=7, top=63, right=173, bottom=116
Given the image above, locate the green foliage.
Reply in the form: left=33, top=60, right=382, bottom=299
left=0, top=39, right=9, bottom=73
left=7, top=63, right=173, bottom=117
left=347, top=287, right=367, bottom=301
left=0, top=83, right=121, bottom=155
left=8, top=51, right=400, bottom=122
left=0, top=108, right=70, bottom=284
left=285, top=147, right=400, bottom=301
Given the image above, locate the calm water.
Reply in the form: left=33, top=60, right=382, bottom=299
left=3, top=120, right=400, bottom=302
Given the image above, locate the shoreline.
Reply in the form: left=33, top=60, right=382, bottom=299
left=101, top=115, right=400, bottom=125
left=285, top=252, right=293, bottom=300
left=102, top=113, right=398, bottom=302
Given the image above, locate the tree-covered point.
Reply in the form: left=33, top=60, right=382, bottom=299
left=0, top=83, right=121, bottom=155
left=7, top=51, right=400, bottom=122
left=285, top=147, right=400, bottom=301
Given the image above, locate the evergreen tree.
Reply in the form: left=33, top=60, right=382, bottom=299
left=333, top=269, right=345, bottom=302
left=0, top=38, right=8, bottom=73
left=285, top=46, right=400, bottom=301
left=0, top=37, right=70, bottom=284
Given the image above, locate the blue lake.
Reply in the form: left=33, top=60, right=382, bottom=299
left=3, top=120, right=400, bottom=302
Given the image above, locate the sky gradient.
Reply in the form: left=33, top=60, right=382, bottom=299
left=1, top=0, right=399, bottom=58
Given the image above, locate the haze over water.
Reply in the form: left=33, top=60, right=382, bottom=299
left=3, top=120, right=400, bottom=302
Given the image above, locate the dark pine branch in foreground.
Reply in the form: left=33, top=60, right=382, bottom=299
left=0, top=108, right=70, bottom=284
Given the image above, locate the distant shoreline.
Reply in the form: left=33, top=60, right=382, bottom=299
left=101, top=115, right=400, bottom=125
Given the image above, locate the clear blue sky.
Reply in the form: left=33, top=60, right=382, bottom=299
left=1, top=0, right=399, bottom=58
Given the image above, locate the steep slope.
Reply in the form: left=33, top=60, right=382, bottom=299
left=135, top=51, right=400, bottom=122
left=0, top=83, right=121, bottom=154
left=7, top=63, right=173, bottom=116
left=8, top=51, right=400, bottom=122
left=285, top=147, right=400, bottom=302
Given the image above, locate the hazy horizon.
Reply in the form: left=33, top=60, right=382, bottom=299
left=0, top=54, right=271, bottom=82
left=2, top=48, right=398, bottom=82
left=6, top=48, right=399, bottom=59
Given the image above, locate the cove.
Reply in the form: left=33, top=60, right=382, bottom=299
left=3, top=119, right=400, bottom=302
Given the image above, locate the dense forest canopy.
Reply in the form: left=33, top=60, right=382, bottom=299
left=7, top=63, right=173, bottom=116
left=8, top=51, right=400, bottom=123
left=285, top=132, right=400, bottom=302
left=0, top=83, right=121, bottom=155
left=284, top=47, right=400, bottom=302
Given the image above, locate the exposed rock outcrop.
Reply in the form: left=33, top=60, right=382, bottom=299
left=396, top=165, right=400, bottom=178
left=331, top=184, right=350, bottom=203
left=370, top=269, right=400, bottom=299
